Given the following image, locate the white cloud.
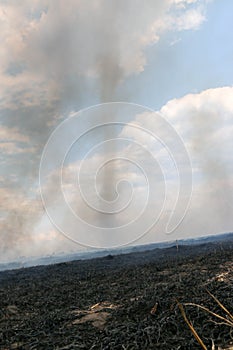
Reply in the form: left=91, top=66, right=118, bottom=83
left=174, top=7, right=205, bottom=30
left=156, top=86, right=233, bottom=233
left=160, top=87, right=233, bottom=150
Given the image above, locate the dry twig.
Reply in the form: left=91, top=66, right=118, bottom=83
left=176, top=299, right=207, bottom=350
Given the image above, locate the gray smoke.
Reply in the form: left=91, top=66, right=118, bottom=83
left=0, top=0, right=211, bottom=259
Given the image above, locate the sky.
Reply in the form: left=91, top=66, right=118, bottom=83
left=0, top=0, right=233, bottom=261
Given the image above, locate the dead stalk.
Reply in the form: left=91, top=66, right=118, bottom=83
left=176, top=299, right=207, bottom=350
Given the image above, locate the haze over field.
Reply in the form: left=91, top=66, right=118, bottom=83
left=0, top=0, right=233, bottom=261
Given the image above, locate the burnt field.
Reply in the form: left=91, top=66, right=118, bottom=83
left=0, top=240, right=233, bottom=350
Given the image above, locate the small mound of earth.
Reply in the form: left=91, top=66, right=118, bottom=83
left=0, top=240, right=233, bottom=349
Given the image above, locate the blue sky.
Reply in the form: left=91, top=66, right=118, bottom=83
left=119, top=0, right=233, bottom=109
left=0, top=0, right=233, bottom=260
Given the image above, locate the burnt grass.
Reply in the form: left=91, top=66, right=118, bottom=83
left=0, top=241, right=233, bottom=350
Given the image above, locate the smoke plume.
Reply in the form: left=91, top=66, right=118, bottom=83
left=0, top=0, right=212, bottom=259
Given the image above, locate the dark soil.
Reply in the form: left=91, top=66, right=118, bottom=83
left=0, top=241, right=233, bottom=350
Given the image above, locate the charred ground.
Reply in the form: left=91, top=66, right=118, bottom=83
left=0, top=240, right=233, bottom=349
